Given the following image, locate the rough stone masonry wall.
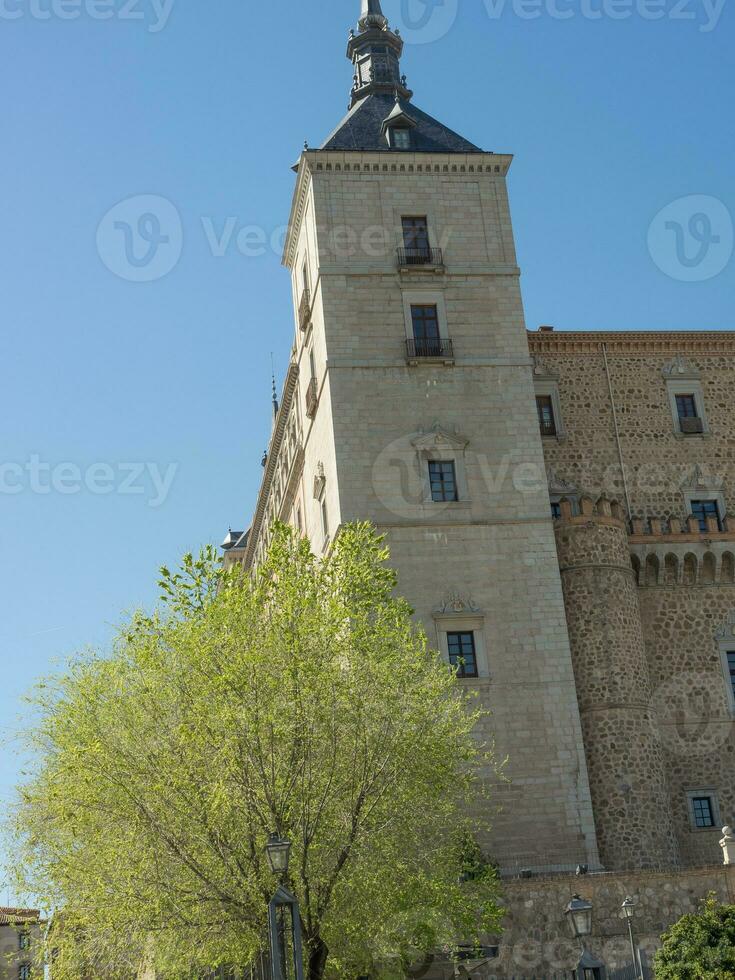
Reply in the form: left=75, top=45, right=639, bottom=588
left=555, top=502, right=679, bottom=871
left=637, top=575, right=735, bottom=867
left=530, top=338, right=735, bottom=521
left=482, top=864, right=735, bottom=978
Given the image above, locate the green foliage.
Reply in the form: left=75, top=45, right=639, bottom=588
left=654, top=895, right=735, bottom=979
left=10, top=523, right=502, bottom=980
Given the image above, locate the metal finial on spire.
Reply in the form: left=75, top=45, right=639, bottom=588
left=359, top=0, right=387, bottom=29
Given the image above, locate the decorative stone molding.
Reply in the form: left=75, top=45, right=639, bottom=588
left=548, top=468, right=577, bottom=497
left=681, top=464, right=724, bottom=492
left=715, top=611, right=735, bottom=641
left=434, top=593, right=482, bottom=616
left=528, top=329, right=735, bottom=354
left=532, top=355, right=559, bottom=380
left=662, top=355, right=700, bottom=380
left=411, top=423, right=469, bottom=453
left=313, top=462, right=326, bottom=500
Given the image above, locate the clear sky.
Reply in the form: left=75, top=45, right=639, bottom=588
left=0, top=0, right=732, bottom=893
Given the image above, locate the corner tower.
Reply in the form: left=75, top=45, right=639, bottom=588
left=244, top=3, right=601, bottom=874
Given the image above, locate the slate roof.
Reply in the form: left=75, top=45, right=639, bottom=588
left=320, top=94, right=482, bottom=153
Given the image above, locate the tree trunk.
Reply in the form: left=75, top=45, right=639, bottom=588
left=306, top=936, right=329, bottom=980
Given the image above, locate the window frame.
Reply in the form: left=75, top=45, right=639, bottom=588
left=689, top=498, right=724, bottom=533
left=402, top=290, right=449, bottom=347
left=402, top=216, right=430, bottom=254
left=665, top=376, right=709, bottom=437
left=446, top=630, right=479, bottom=679
left=536, top=394, right=557, bottom=437
left=533, top=378, right=565, bottom=440
left=686, top=790, right=721, bottom=831
left=391, top=127, right=411, bottom=150
left=428, top=460, right=459, bottom=503
left=434, top=611, right=489, bottom=680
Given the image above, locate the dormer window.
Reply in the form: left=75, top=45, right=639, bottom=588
left=392, top=128, right=411, bottom=149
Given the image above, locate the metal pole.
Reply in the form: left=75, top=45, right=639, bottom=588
left=626, top=916, right=642, bottom=980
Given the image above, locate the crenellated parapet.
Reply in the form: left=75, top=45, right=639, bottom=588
left=554, top=497, right=735, bottom=589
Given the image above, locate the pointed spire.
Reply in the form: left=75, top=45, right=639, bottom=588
left=348, top=0, right=412, bottom=108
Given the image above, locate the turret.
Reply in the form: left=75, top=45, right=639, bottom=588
left=554, top=497, right=680, bottom=870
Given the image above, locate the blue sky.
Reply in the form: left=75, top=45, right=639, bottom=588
left=0, top=0, right=732, bottom=892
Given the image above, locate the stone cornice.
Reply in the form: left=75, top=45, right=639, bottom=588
left=528, top=330, right=735, bottom=354
left=244, top=363, right=300, bottom=569
left=283, top=148, right=513, bottom=269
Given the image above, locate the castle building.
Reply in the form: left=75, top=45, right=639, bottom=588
left=223, top=3, right=735, bottom=974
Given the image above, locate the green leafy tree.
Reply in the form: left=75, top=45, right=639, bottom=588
left=10, top=523, right=502, bottom=980
left=654, top=895, right=735, bottom=979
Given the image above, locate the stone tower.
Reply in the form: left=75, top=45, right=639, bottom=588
left=234, top=0, right=601, bottom=875
left=554, top=497, right=680, bottom=871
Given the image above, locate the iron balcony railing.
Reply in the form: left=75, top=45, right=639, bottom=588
left=679, top=416, right=704, bottom=434
left=298, top=288, right=311, bottom=330
left=406, top=338, right=454, bottom=360
left=305, top=377, right=318, bottom=418
left=397, top=246, right=444, bottom=267
left=539, top=418, right=557, bottom=437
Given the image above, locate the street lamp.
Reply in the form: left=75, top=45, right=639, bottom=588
left=565, top=894, right=594, bottom=940
left=265, top=833, right=304, bottom=980
left=265, top=834, right=292, bottom=881
left=621, top=896, right=643, bottom=980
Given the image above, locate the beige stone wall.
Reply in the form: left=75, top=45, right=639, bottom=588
left=251, top=151, right=602, bottom=875
left=0, top=920, right=42, bottom=980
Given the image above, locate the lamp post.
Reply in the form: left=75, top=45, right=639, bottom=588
left=564, top=895, right=593, bottom=980
left=621, top=896, right=642, bottom=980
left=565, top=894, right=594, bottom=941
left=265, top=833, right=305, bottom=980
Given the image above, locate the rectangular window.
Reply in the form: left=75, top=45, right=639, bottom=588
left=728, top=652, right=735, bottom=702
left=392, top=128, right=411, bottom=149
left=676, top=393, right=699, bottom=420
left=691, top=499, right=722, bottom=532
left=536, top=395, right=557, bottom=436
left=321, top=500, right=329, bottom=541
left=411, top=304, right=441, bottom=357
left=447, top=632, right=478, bottom=678
left=18, top=933, right=30, bottom=952
left=429, top=461, right=458, bottom=503
left=691, top=796, right=716, bottom=829
left=19, top=966, right=31, bottom=980
left=402, top=216, right=430, bottom=255
left=551, top=501, right=562, bottom=520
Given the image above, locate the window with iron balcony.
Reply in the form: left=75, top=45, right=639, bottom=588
left=407, top=304, right=453, bottom=359
left=536, top=395, right=557, bottom=437
left=398, top=216, right=443, bottom=268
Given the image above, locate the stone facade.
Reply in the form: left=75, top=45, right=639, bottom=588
left=0, top=909, right=42, bottom=980
left=222, top=3, right=735, bottom=973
